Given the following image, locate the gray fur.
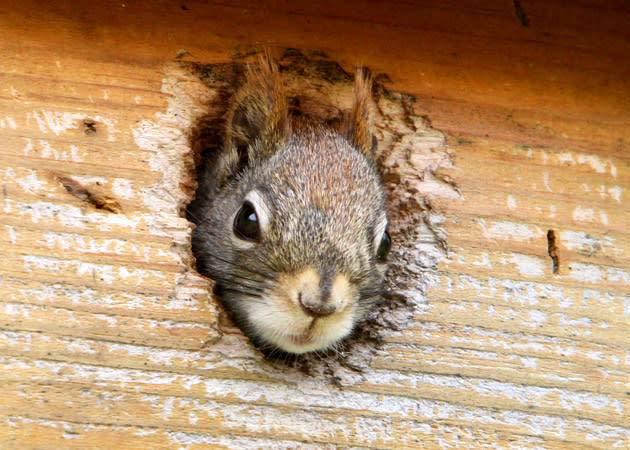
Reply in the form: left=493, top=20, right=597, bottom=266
left=191, top=60, right=388, bottom=355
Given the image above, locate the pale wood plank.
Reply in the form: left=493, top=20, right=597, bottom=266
left=1, top=1, right=629, bottom=449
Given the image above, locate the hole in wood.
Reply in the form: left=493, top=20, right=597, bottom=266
left=512, top=0, right=530, bottom=27
left=82, top=119, right=98, bottom=136
left=154, top=48, right=459, bottom=383
left=547, top=229, right=560, bottom=274
left=56, top=175, right=121, bottom=213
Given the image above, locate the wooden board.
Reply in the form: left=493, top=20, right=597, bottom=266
left=1, top=1, right=629, bottom=448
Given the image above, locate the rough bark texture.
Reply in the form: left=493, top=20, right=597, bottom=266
left=1, top=1, right=629, bottom=449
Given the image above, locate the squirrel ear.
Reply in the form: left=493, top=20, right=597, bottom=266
left=219, top=52, right=289, bottom=186
left=343, top=67, right=376, bottom=160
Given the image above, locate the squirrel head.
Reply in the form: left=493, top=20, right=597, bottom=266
left=192, top=54, right=390, bottom=355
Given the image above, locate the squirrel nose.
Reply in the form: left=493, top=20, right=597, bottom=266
left=298, top=292, right=337, bottom=318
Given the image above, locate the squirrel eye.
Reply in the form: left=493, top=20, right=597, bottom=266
left=376, top=230, right=391, bottom=261
left=233, top=201, right=261, bottom=242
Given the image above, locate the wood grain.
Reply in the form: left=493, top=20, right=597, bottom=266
left=1, top=0, right=629, bottom=449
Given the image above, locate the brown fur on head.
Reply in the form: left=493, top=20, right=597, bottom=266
left=343, top=67, right=376, bottom=159
left=191, top=55, right=390, bottom=356
left=217, top=52, right=290, bottom=188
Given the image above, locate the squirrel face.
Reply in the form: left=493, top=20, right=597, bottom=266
left=191, top=55, right=390, bottom=355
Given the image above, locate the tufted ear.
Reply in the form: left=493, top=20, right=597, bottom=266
left=218, top=52, right=290, bottom=187
left=343, top=67, right=376, bottom=160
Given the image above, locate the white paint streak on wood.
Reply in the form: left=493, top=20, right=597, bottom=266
left=506, top=254, right=547, bottom=277
left=477, top=219, right=544, bottom=242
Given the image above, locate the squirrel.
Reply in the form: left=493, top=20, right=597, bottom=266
left=190, top=53, right=391, bottom=355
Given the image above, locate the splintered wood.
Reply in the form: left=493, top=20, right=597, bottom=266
left=1, top=1, right=629, bottom=449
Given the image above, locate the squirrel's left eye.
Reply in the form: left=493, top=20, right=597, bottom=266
left=233, top=201, right=261, bottom=242
left=376, top=230, right=391, bottom=261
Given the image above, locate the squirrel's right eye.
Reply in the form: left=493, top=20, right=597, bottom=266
left=376, top=230, right=391, bottom=262
left=233, top=201, right=261, bottom=242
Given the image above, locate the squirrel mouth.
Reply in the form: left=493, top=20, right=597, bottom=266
left=289, top=333, right=312, bottom=346
left=288, top=319, right=317, bottom=345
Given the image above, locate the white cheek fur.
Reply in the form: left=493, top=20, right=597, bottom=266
left=241, top=269, right=359, bottom=354
left=246, top=299, right=356, bottom=354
